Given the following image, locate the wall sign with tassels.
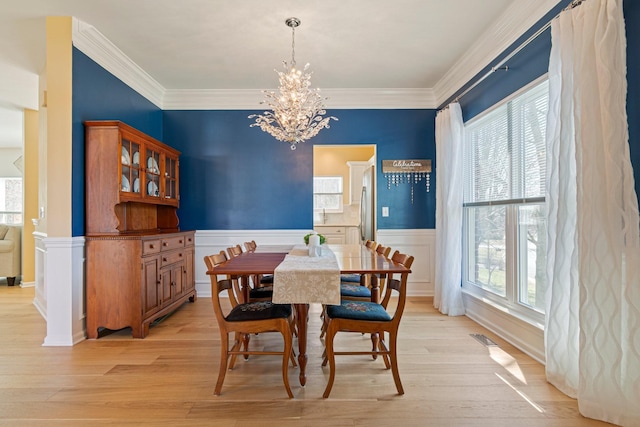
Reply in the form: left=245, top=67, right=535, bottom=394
left=382, top=159, right=432, bottom=204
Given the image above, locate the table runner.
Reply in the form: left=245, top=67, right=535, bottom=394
left=272, top=245, right=341, bottom=305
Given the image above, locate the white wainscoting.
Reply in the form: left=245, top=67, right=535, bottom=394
left=38, top=236, right=86, bottom=347
left=195, top=229, right=436, bottom=298
left=375, top=229, right=435, bottom=297
left=32, top=232, right=47, bottom=319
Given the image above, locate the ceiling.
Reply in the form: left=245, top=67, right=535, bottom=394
left=0, top=0, right=560, bottom=148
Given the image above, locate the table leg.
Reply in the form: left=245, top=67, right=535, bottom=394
left=295, top=303, right=308, bottom=386
left=241, top=275, right=250, bottom=304
left=370, top=274, right=379, bottom=359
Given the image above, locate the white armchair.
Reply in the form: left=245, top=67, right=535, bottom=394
left=0, top=224, right=21, bottom=286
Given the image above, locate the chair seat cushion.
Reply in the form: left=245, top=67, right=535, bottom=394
left=249, top=286, right=273, bottom=299
left=340, top=283, right=371, bottom=298
left=226, top=301, right=292, bottom=322
left=260, top=274, right=274, bottom=284
left=340, top=273, right=361, bottom=283
left=326, top=301, right=391, bottom=322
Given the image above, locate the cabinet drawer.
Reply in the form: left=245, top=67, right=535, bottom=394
left=184, top=233, right=194, bottom=247
left=315, top=226, right=345, bottom=235
left=143, top=239, right=161, bottom=255
left=161, top=236, right=185, bottom=251
left=161, top=250, right=185, bottom=267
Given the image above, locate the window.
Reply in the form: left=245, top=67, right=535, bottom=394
left=313, top=176, right=343, bottom=212
left=0, top=177, right=22, bottom=225
left=463, top=79, right=548, bottom=317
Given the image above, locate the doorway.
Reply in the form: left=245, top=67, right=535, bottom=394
left=313, top=145, right=376, bottom=242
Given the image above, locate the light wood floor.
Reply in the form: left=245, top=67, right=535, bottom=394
left=0, top=284, right=612, bottom=426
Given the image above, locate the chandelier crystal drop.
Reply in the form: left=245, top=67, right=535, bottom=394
left=248, top=17, right=337, bottom=150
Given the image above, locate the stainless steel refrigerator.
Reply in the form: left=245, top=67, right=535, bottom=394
left=360, top=165, right=375, bottom=242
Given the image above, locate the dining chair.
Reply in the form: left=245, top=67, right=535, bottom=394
left=321, top=251, right=414, bottom=398
left=320, top=243, right=393, bottom=339
left=339, top=243, right=391, bottom=301
left=204, top=252, right=296, bottom=398
left=243, top=240, right=257, bottom=252
left=227, top=244, right=273, bottom=302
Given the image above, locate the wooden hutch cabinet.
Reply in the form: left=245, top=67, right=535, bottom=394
left=84, top=121, right=196, bottom=339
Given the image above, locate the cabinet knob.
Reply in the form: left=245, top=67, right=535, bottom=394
left=156, top=280, right=161, bottom=285
left=179, top=253, right=183, bottom=257
left=163, top=258, right=167, bottom=262
left=179, top=240, right=183, bottom=244
left=163, top=242, right=168, bottom=247
left=149, top=244, right=154, bottom=249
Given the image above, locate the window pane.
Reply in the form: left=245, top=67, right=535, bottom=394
left=518, top=204, right=546, bottom=311
left=0, top=177, right=22, bottom=225
left=466, top=205, right=507, bottom=296
left=464, top=105, right=510, bottom=204
left=313, top=177, right=342, bottom=193
left=511, top=81, right=548, bottom=199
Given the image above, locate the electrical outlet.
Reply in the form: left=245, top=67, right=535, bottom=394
left=382, top=206, right=389, bottom=217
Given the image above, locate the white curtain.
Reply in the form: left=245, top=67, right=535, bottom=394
left=545, top=0, right=640, bottom=425
left=434, top=103, right=465, bottom=316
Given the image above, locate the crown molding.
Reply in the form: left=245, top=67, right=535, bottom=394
left=71, top=18, right=165, bottom=108
left=163, top=88, right=437, bottom=110
left=433, top=0, right=561, bottom=107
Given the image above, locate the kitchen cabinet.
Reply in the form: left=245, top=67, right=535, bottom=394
left=315, top=226, right=346, bottom=244
left=84, top=121, right=196, bottom=339
left=347, top=226, right=361, bottom=245
left=314, top=225, right=360, bottom=245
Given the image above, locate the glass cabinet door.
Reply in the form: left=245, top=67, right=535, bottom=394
left=121, top=138, right=141, bottom=194
left=164, top=155, right=178, bottom=201
left=145, top=148, right=161, bottom=199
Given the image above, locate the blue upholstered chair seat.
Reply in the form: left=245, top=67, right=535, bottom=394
left=226, top=301, right=292, bottom=322
left=339, top=283, right=372, bottom=298
left=340, top=273, right=362, bottom=283
left=326, top=301, right=391, bottom=322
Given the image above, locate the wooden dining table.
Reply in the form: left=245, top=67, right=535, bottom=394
left=207, top=243, right=412, bottom=386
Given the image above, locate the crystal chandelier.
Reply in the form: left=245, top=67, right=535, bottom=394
left=248, top=17, right=337, bottom=150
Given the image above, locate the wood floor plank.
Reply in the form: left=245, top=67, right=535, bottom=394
left=0, top=285, right=612, bottom=426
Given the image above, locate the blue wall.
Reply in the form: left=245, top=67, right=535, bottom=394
left=72, top=48, right=163, bottom=236
left=163, top=109, right=437, bottom=231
